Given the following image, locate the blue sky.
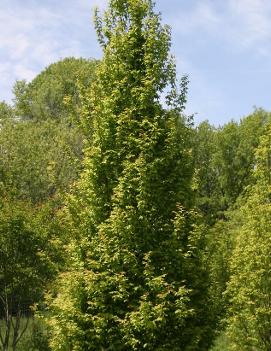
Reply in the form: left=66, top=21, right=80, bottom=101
left=1, top=0, right=271, bottom=125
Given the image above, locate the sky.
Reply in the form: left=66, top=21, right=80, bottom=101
left=1, top=0, right=271, bottom=125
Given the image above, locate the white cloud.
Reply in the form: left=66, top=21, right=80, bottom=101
left=165, top=0, right=271, bottom=124
left=227, top=0, right=271, bottom=50
left=168, top=1, right=219, bottom=35
left=170, top=0, right=271, bottom=56
left=0, top=0, right=106, bottom=102
left=14, top=64, right=37, bottom=82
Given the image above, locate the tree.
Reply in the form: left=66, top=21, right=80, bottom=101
left=0, top=101, right=14, bottom=124
left=47, top=1, right=211, bottom=350
left=0, top=199, right=54, bottom=351
left=194, top=121, right=220, bottom=223
left=13, top=57, right=97, bottom=125
left=224, top=124, right=271, bottom=350
left=0, top=58, right=97, bottom=350
left=0, top=118, right=82, bottom=204
left=214, top=110, right=269, bottom=207
left=194, top=109, right=271, bottom=223
left=0, top=57, right=99, bottom=205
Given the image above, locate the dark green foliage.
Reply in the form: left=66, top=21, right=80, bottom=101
left=0, top=58, right=98, bottom=205
left=0, top=200, right=55, bottom=351
left=13, top=57, right=97, bottom=124
left=16, top=319, right=50, bottom=351
left=195, top=109, right=271, bottom=223
left=194, top=121, right=220, bottom=223
left=0, top=119, right=82, bottom=204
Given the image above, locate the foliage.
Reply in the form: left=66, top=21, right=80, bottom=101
left=47, top=1, right=212, bottom=350
left=0, top=200, right=55, bottom=351
left=194, top=121, right=220, bottom=223
left=0, top=57, right=98, bottom=350
left=0, top=58, right=98, bottom=205
left=214, top=110, right=268, bottom=205
left=0, top=118, right=82, bottom=204
left=13, top=57, right=97, bottom=124
left=0, top=101, right=14, bottom=124
left=1, top=2, right=271, bottom=350
left=210, top=332, right=231, bottom=351
left=16, top=318, right=50, bottom=351
left=224, top=124, right=271, bottom=350
left=194, top=109, right=270, bottom=223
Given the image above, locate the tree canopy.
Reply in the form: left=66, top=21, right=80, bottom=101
left=47, top=1, right=211, bottom=350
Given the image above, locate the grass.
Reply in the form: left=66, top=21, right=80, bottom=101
left=0, top=317, right=49, bottom=351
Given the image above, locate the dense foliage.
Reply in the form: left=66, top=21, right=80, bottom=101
left=1, top=1, right=271, bottom=350
left=224, top=126, right=271, bottom=350
left=13, top=57, right=97, bottom=124
left=0, top=57, right=97, bottom=350
left=47, top=1, right=212, bottom=350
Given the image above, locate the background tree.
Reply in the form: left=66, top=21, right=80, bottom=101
left=0, top=119, right=82, bottom=204
left=0, top=199, right=55, bottom=351
left=214, top=110, right=268, bottom=206
left=47, top=1, right=212, bottom=350
left=224, top=124, right=271, bottom=350
left=194, top=110, right=271, bottom=349
left=1, top=57, right=98, bottom=205
left=194, top=109, right=270, bottom=223
left=13, top=57, right=97, bottom=125
left=0, top=57, right=97, bottom=350
left=194, top=121, right=219, bottom=223
left=0, top=101, right=14, bottom=124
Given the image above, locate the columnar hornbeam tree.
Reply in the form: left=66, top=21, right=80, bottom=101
left=48, top=1, right=211, bottom=350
